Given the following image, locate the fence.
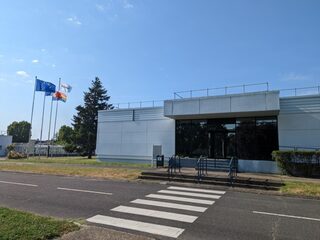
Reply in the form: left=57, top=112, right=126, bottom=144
left=14, top=144, right=78, bottom=157
left=174, top=82, right=269, bottom=99
left=110, top=83, right=320, bottom=109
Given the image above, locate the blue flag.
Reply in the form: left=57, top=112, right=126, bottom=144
left=35, top=79, right=56, bottom=93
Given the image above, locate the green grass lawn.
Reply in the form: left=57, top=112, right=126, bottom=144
left=0, top=207, right=79, bottom=240
left=4, top=156, right=151, bottom=168
left=281, top=181, right=320, bottom=197
left=0, top=163, right=143, bottom=180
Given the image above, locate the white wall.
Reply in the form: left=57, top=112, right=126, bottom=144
left=278, top=95, right=320, bottom=149
left=238, top=159, right=280, bottom=174
left=164, top=91, right=280, bottom=119
left=96, top=107, right=175, bottom=162
left=0, top=135, right=12, bottom=157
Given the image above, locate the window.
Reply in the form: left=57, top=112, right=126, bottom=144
left=175, top=116, right=278, bottom=160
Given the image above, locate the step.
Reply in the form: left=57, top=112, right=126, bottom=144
left=141, top=172, right=284, bottom=187
left=138, top=175, right=281, bottom=190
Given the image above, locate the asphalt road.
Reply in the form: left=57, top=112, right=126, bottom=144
left=0, top=171, right=319, bottom=240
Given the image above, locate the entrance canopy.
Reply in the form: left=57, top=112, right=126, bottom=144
left=164, top=91, right=280, bottom=119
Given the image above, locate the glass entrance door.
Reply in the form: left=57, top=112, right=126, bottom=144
left=208, top=131, right=235, bottom=159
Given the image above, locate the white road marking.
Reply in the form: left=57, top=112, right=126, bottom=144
left=146, top=194, right=215, bottom=205
left=111, top=205, right=198, bottom=223
left=253, top=211, right=320, bottom=222
left=131, top=199, right=208, bottom=212
left=168, top=186, right=226, bottom=195
left=57, top=187, right=112, bottom=195
left=0, top=180, right=38, bottom=187
left=158, top=190, right=221, bottom=199
left=87, top=215, right=184, bottom=238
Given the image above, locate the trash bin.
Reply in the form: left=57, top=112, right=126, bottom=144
left=156, top=155, right=164, bottom=167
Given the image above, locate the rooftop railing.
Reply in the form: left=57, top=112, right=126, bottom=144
left=174, top=82, right=269, bottom=99
left=279, top=86, right=320, bottom=97
left=112, top=100, right=164, bottom=109
left=111, top=83, right=320, bottom=109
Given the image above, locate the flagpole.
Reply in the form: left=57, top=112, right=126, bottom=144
left=47, top=97, right=54, bottom=157
left=28, top=76, right=37, bottom=158
left=53, top=78, right=61, bottom=141
left=39, top=92, right=46, bottom=158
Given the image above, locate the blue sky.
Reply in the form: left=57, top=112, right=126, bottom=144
left=0, top=0, right=320, bottom=139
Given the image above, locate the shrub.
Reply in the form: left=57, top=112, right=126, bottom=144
left=272, top=150, right=320, bottom=177
left=63, top=143, right=76, bottom=153
left=6, top=144, right=15, bottom=152
left=7, top=150, right=27, bottom=159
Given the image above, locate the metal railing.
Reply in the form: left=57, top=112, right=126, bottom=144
left=279, top=86, right=320, bottom=97
left=167, top=155, right=181, bottom=178
left=228, top=157, right=238, bottom=185
left=197, top=156, right=208, bottom=180
left=109, top=84, right=320, bottom=109
left=174, top=82, right=269, bottom=99
left=112, top=100, right=164, bottom=109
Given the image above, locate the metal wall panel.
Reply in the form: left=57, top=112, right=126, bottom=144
left=134, top=108, right=165, bottom=121
left=98, top=109, right=133, bottom=122
left=96, top=107, right=175, bottom=161
left=279, top=95, right=320, bottom=114
left=278, top=95, right=320, bottom=148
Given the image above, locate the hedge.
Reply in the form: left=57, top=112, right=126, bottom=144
left=272, top=150, right=320, bottom=177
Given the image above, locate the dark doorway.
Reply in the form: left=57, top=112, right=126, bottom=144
left=208, top=130, right=235, bottom=159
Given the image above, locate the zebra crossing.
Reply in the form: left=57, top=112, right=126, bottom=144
left=87, top=185, right=226, bottom=238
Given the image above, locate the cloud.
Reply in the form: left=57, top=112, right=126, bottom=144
left=16, top=70, right=29, bottom=78
left=52, top=64, right=56, bottom=68
left=281, top=72, right=309, bottom=81
left=14, top=58, right=24, bottom=63
left=123, top=0, right=133, bottom=9
left=67, top=16, right=82, bottom=26
left=95, top=4, right=105, bottom=12
left=32, top=59, right=39, bottom=63
left=41, top=48, right=46, bottom=53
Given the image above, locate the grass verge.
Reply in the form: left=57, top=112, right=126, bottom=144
left=0, top=207, right=79, bottom=240
left=0, top=163, right=142, bottom=180
left=281, top=181, right=320, bottom=197
left=3, top=156, right=150, bottom=168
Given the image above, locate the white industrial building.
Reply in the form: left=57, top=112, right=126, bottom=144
left=0, top=135, right=12, bottom=157
left=96, top=84, right=320, bottom=173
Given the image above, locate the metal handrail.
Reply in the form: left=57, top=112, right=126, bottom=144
left=228, top=157, right=238, bottom=186
left=279, top=86, right=320, bottom=97
left=112, top=100, right=164, bottom=109
left=168, top=155, right=181, bottom=177
left=174, top=82, right=269, bottom=99
left=197, top=156, right=208, bottom=180
left=109, top=84, right=320, bottom=109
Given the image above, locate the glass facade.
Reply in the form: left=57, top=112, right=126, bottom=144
left=175, top=116, right=278, bottom=160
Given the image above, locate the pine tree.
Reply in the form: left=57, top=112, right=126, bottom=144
left=72, top=77, right=113, bottom=158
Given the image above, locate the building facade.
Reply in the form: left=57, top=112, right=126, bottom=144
left=0, top=135, right=12, bottom=157
left=96, top=87, right=320, bottom=173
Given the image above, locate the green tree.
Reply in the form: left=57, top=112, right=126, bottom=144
left=57, top=125, right=74, bottom=144
left=7, top=121, right=31, bottom=143
left=72, top=77, right=113, bottom=158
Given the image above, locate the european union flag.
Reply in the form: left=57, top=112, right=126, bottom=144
left=35, top=79, right=56, bottom=93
